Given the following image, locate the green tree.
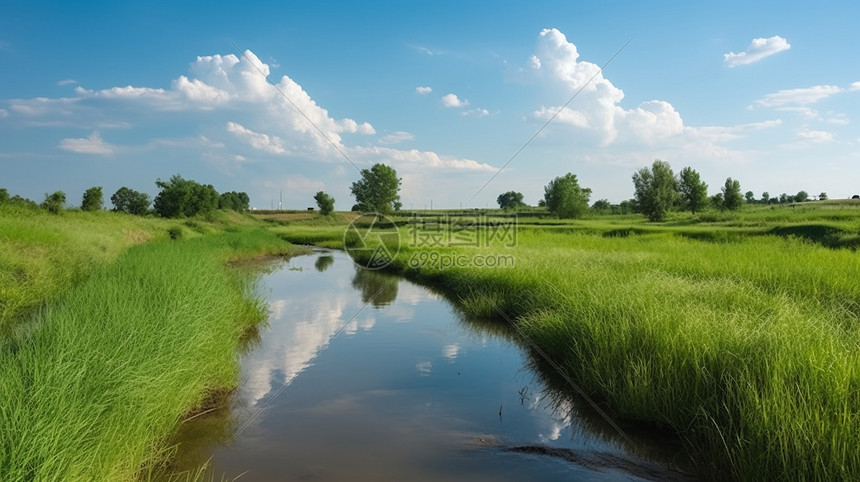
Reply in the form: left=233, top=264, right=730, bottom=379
left=314, top=191, right=335, bottom=215
left=497, top=191, right=526, bottom=210
left=350, top=163, right=402, bottom=214
left=111, top=187, right=151, bottom=215
left=153, top=175, right=219, bottom=218
left=721, top=178, right=743, bottom=211
left=779, top=193, right=789, bottom=203
left=6, top=194, right=39, bottom=210
left=81, top=186, right=104, bottom=212
left=795, top=190, right=809, bottom=202
left=496, top=191, right=526, bottom=210
left=761, top=192, right=770, bottom=204
left=41, top=191, right=66, bottom=214
left=591, top=199, right=611, bottom=213
left=543, top=173, right=592, bottom=219
left=819, top=192, right=828, bottom=201
left=616, top=200, right=634, bottom=215
left=677, top=166, right=708, bottom=214
left=710, top=193, right=724, bottom=209
left=218, top=191, right=250, bottom=211
left=744, top=191, right=755, bottom=204
left=0, top=188, right=9, bottom=204
left=632, top=160, right=677, bottom=222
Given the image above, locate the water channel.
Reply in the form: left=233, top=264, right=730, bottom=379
left=165, top=250, right=694, bottom=481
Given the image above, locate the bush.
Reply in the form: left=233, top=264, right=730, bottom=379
left=111, top=187, right=151, bottom=215
left=167, top=226, right=183, bottom=240
left=153, top=175, right=219, bottom=218
left=41, top=191, right=66, bottom=214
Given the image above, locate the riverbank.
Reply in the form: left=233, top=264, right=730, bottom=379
left=273, top=202, right=860, bottom=481
left=0, top=206, right=305, bottom=480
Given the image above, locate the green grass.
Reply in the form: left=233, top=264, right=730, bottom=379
left=0, top=212, right=303, bottom=480
left=0, top=205, right=177, bottom=332
left=276, top=203, right=860, bottom=481
left=0, top=206, right=279, bottom=333
left=3, top=202, right=858, bottom=480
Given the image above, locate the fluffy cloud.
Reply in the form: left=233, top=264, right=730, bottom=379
left=723, top=36, right=791, bottom=67
left=59, top=131, right=115, bottom=155
left=530, top=28, right=683, bottom=145
left=415, top=86, right=432, bottom=95
left=6, top=48, right=494, bottom=186
left=441, top=93, right=469, bottom=108
left=617, top=100, right=684, bottom=143
left=226, top=121, right=286, bottom=154
left=350, top=145, right=494, bottom=172
left=173, top=75, right=231, bottom=107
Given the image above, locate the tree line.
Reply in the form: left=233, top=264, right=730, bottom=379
left=497, top=159, right=832, bottom=222
left=3, top=161, right=841, bottom=222
left=0, top=175, right=250, bottom=218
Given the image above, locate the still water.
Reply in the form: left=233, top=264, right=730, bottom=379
left=167, top=251, right=693, bottom=481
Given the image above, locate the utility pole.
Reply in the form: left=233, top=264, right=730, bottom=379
left=279, top=190, right=283, bottom=211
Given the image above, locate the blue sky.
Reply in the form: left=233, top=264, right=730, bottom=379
left=1, top=1, right=858, bottom=209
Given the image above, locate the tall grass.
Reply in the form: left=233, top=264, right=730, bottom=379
left=0, top=206, right=170, bottom=332
left=276, top=209, right=860, bottom=480
left=0, top=228, right=297, bottom=481
left=450, top=232, right=859, bottom=480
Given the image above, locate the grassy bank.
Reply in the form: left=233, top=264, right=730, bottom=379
left=0, top=204, right=268, bottom=333
left=0, top=205, right=168, bottom=332
left=274, top=204, right=860, bottom=481
left=0, top=212, right=302, bottom=480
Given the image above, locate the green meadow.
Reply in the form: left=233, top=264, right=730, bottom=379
left=1, top=200, right=859, bottom=480
left=0, top=204, right=304, bottom=480
left=275, top=201, right=860, bottom=481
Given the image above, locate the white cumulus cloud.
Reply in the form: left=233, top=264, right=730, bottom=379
left=723, top=36, right=791, bottom=67
left=415, top=86, right=432, bottom=95
left=530, top=28, right=683, bottom=145
left=173, top=75, right=231, bottom=107
left=441, top=93, right=469, bottom=108
left=226, top=121, right=286, bottom=154
left=58, top=131, right=115, bottom=155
